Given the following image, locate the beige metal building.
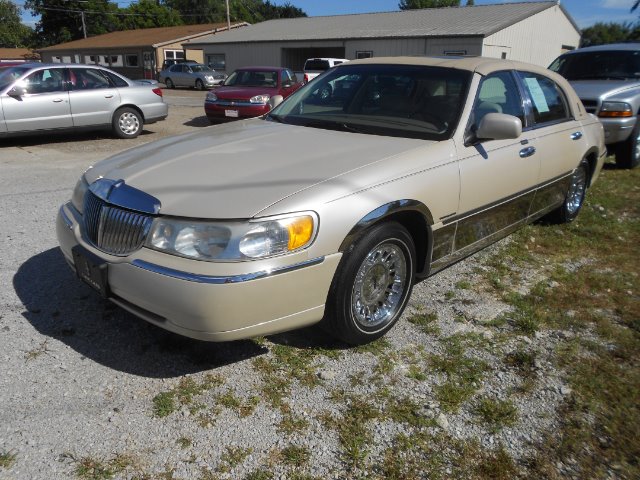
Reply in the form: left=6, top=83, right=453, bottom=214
left=38, top=23, right=248, bottom=79
left=186, top=1, right=579, bottom=73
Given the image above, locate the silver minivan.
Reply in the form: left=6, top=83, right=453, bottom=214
left=0, top=63, right=168, bottom=139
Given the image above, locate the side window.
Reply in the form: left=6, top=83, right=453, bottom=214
left=518, top=71, right=570, bottom=125
left=69, top=68, right=111, bottom=90
left=169, top=64, right=180, bottom=73
left=281, top=69, right=292, bottom=84
left=470, top=71, right=525, bottom=131
left=22, top=68, right=65, bottom=94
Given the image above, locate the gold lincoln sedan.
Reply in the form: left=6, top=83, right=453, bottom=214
left=57, top=56, right=606, bottom=345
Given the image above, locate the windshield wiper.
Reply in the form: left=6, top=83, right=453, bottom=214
left=266, top=113, right=284, bottom=123
left=303, top=120, right=367, bottom=134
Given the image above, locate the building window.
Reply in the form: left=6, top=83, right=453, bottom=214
left=125, top=54, right=139, bottom=67
left=501, top=52, right=507, bottom=59
left=85, top=55, right=98, bottom=64
left=52, top=56, right=62, bottom=63
left=443, top=50, right=467, bottom=56
left=206, top=54, right=226, bottom=71
left=107, top=55, right=123, bottom=67
left=356, top=51, right=373, bottom=59
left=164, top=50, right=184, bottom=61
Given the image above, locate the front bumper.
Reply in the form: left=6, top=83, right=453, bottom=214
left=57, top=203, right=341, bottom=341
left=204, top=102, right=270, bottom=120
left=600, top=116, right=637, bottom=145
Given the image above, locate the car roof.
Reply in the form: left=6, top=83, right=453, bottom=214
left=339, top=55, right=554, bottom=77
left=562, top=43, right=640, bottom=54
left=236, top=66, right=286, bottom=71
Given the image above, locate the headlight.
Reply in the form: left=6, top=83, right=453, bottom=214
left=71, top=175, right=90, bottom=213
left=146, top=213, right=317, bottom=261
left=250, top=94, right=271, bottom=104
left=205, top=75, right=214, bottom=81
left=599, top=102, right=633, bottom=118
left=206, top=92, right=217, bottom=102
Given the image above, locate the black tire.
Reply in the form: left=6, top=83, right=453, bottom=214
left=195, top=79, right=205, bottom=90
left=546, top=158, right=589, bottom=224
left=615, top=116, right=640, bottom=169
left=165, top=78, right=175, bottom=89
left=112, top=107, right=142, bottom=139
left=323, top=222, right=416, bottom=345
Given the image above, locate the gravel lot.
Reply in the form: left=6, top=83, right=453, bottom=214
left=0, top=91, right=574, bottom=479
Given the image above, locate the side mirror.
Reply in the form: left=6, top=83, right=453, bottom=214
left=282, top=81, right=292, bottom=88
left=8, top=85, right=26, bottom=97
left=268, top=95, right=284, bottom=110
left=476, top=113, right=522, bottom=141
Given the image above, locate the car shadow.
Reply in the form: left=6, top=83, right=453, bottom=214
left=0, top=130, right=153, bottom=147
left=183, top=116, right=211, bottom=128
left=13, top=248, right=267, bottom=378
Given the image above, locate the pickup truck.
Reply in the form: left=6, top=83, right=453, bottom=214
left=303, top=58, right=349, bottom=83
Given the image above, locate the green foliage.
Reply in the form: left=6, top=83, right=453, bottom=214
left=118, top=0, right=183, bottom=30
left=0, top=0, right=33, bottom=48
left=165, top=0, right=306, bottom=26
left=399, top=0, right=460, bottom=10
left=580, top=21, right=640, bottom=47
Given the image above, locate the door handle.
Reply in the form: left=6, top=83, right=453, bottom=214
left=571, top=131, right=583, bottom=140
left=104, top=94, right=114, bottom=99
left=519, top=146, right=536, bottom=158
left=52, top=98, right=63, bottom=103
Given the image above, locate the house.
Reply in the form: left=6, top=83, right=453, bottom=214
left=38, top=22, right=248, bottom=79
left=0, top=48, right=39, bottom=63
left=185, top=1, right=579, bottom=73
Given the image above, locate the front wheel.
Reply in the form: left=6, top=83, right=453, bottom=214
left=164, top=78, right=175, bottom=89
left=195, top=79, right=205, bottom=90
left=546, top=158, right=589, bottom=224
left=615, top=116, right=640, bottom=169
left=112, top=107, right=142, bottom=139
left=323, top=222, right=415, bottom=345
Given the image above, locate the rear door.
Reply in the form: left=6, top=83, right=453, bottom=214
left=68, top=67, right=121, bottom=127
left=2, top=67, right=72, bottom=132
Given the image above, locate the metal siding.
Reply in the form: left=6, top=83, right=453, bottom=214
left=483, top=5, right=580, bottom=66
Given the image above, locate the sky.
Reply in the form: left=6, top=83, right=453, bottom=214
left=19, top=0, right=640, bottom=30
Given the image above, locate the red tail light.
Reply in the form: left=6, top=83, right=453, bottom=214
left=152, top=87, right=163, bottom=97
left=304, top=73, right=309, bottom=83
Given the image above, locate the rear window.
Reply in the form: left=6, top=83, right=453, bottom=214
left=304, top=60, right=330, bottom=71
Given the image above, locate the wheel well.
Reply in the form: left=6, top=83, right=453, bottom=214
left=116, top=104, right=145, bottom=122
left=584, top=150, right=599, bottom=187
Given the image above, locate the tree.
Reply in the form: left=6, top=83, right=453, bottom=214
left=163, top=0, right=305, bottom=25
left=0, top=0, right=33, bottom=48
left=398, top=0, right=460, bottom=9
left=26, top=0, right=121, bottom=46
left=118, top=0, right=183, bottom=30
left=466, top=0, right=474, bottom=5
left=580, top=21, right=640, bottom=47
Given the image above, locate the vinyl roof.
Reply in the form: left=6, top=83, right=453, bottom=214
left=39, top=22, right=248, bottom=51
left=187, top=1, right=576, bottom=46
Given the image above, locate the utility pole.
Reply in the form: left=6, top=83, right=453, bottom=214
left=81, top=10, right=87, bottom=38
left=225, top=0, right=231, bottom=30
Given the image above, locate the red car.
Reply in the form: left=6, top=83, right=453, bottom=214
left=204, top=66, right=302, bottom=123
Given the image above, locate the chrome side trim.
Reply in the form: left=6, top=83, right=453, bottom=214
left=131, top=256, right=326, bottom=284
left=60, top=204, right=74, bottom=230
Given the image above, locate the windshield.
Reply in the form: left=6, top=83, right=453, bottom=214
left=267, top=64, right=471, bottom=141
left=304, top=60, right=330, bottom=71
left=549, top=50, right=640, bottom=80
left=0, top=66, right=30, bottom=90
left=190, top=64, right=212, bottom=73
left=223, top=70, right=278, bottom=87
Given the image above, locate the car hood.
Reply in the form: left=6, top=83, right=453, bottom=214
left=215, top=86, right=278, bottom=99
left=569, top=79, right=640, bottom=100
left=86, top=119, right=429, bottom=219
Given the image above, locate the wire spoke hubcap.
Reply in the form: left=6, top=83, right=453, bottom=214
left=352, top=242, right=407, bottom=329
left=566, top=166, right=586, bottom=215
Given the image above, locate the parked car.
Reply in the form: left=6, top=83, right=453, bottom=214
left=303, top=57, right=348, bottom=83
left=158, top=63, right=226, bottom=90
left=57, top=56, right=605, bottom=345
left=204, top=66, right=302, bottom=122
left=0, top=63, right=168, bottom=139
left=549, top=43, right=640, bottom=168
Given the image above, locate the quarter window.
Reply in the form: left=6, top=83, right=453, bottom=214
left=517, top=71, right=570, bottom=125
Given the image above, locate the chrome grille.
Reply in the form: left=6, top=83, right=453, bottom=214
left=83, top=191, right=153, bottom=256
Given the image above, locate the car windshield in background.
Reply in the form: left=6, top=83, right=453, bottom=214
left=268, top=64, right=471, bottom=141
left=223, top=70, right=278, bottom=87
left=190, top=65, right=213, bottom=73
left=304, top=60, right=331, bottom=71
left=0, top=66, right=29, bottom=90
left=549, top=50, right=640, bottom=80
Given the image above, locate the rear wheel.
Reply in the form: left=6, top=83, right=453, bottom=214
left=195, top=79, right=204, bottom=90
left=615, top=116, right=640, bottom=168
left=546, top=158, right=589, bottom=224
left=323, top=222, right=415, bottom=345
left=165, top=78, right=175, bottom=89
left=112, top=107, right=142, bottom=139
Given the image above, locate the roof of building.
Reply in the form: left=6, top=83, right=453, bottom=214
left=39, top=22, right=249, bottom=52
left=187, top=1, right=576, bottom=46
left=0, top=48, right=39, bottom=60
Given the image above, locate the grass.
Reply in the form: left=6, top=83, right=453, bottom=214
left=73, top=454, right=135, bottom=480
left=280, top=445, right=311, bottom=466
left=0, top=451, right=16, bottom=469
left=407, top=311, right=441, bottom=335
left=152, top=374, right=223, bottom=418
left=475, top=398, right=518, bottom=433
left=24, top=340, right=50, bottom=361
left=217, top=446, right=252, bottom=473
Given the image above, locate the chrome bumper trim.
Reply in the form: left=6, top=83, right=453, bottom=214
left=60, top=204, right=74, bottom=230
left=131, top=256, right=326, bottom=284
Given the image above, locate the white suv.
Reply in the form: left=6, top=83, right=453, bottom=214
left=303, top=58, right=349, bottom=83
